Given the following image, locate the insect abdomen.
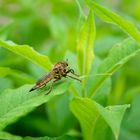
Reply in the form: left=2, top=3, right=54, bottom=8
left=29, top=73, right=53, bottom=92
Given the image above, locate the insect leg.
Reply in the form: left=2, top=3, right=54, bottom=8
left=45, top=83, right=53, bottom=95
left=45, top=77, right=61, bottom=95
left=66, top=75, right=81, bottom=82
left=66, top=69, right=80, bottom=77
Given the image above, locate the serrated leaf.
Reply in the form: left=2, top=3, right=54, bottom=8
left=77, top=11, right=96, bottom=75
left=89, top=38, right=140, bottom=98
left=0, top=82, right=69, bottom=130
left=0, top=39, right=53, bottom=71
left=70, top=97, right=130, bottom=140
left=88, top=1, right=140, bottom=43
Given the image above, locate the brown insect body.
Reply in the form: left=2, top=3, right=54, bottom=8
left=29, top=61, right=81, bottom=94
left=29, top=72, right=53, bottom=92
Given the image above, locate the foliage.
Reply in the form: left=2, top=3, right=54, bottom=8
left=0, top=0, right=140, bottom=140
left=70, top=97, right=130, bottom=140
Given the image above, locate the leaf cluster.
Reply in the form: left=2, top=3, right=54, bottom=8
left=0, top=0, right=140, bottom=140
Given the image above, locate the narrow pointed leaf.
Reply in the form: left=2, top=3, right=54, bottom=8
left=77, top=11, right=96, bottom=75
left=0, top=39, right=53, bottom=71
left=0, top=82, right=69, bottom=130
left=70, top=97, right=130, bottom=140
left=89, top=38, right=140, bottom=97
left=88, top=1, right=140, bottom=43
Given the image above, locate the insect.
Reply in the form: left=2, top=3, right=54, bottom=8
left=29, top=61, right=81, bottom=95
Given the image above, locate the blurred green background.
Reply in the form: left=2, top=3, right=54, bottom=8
left=0, top=0, right=140, bottom=139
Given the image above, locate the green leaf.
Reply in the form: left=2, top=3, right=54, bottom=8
left=93, top=78, right=111, bottom=106
left=86, top=58, right=112, bottom=106
left=124, top=94, right=140, bottom=132
left=0, top=67, right=35, bottom=84
left=0, top=39, right=53, bottom=71
left=0, top=67, right=11, bottom=77
left=0, top=132, right=76, bottom=140
left=87, top=1, right=140, bottom=43
left=46, top=94, right=76, bottom=135
left=0, top=131, right=22, bottom=140
left=119, top=94, right=140, bottom=140
left=0, top=78, right=13, bottom=93
left=70, top=97, right=130, bottom=140
left=0, top=82, right=69, bottom=130
left=77, top=11, right=96, bottom=75
left=124, top=87, right=140, bottom=103
left=89, top=38, right=140, bottom=98
left=23, top=135, right=76, bottom=140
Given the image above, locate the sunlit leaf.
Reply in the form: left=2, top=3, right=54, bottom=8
left=70, top=97, right=130, bottom=140
left=77, top=11, right=96, bottom=75
left=0, top=39, right=53, bottom=71
left=0, top=82, right=69, bottom=130
left=87, top=1, right=140, bottom=43
left=89, top=38, right=140, bottom=98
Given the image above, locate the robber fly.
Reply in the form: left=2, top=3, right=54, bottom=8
left=29, top=61, right=81, bottom=95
